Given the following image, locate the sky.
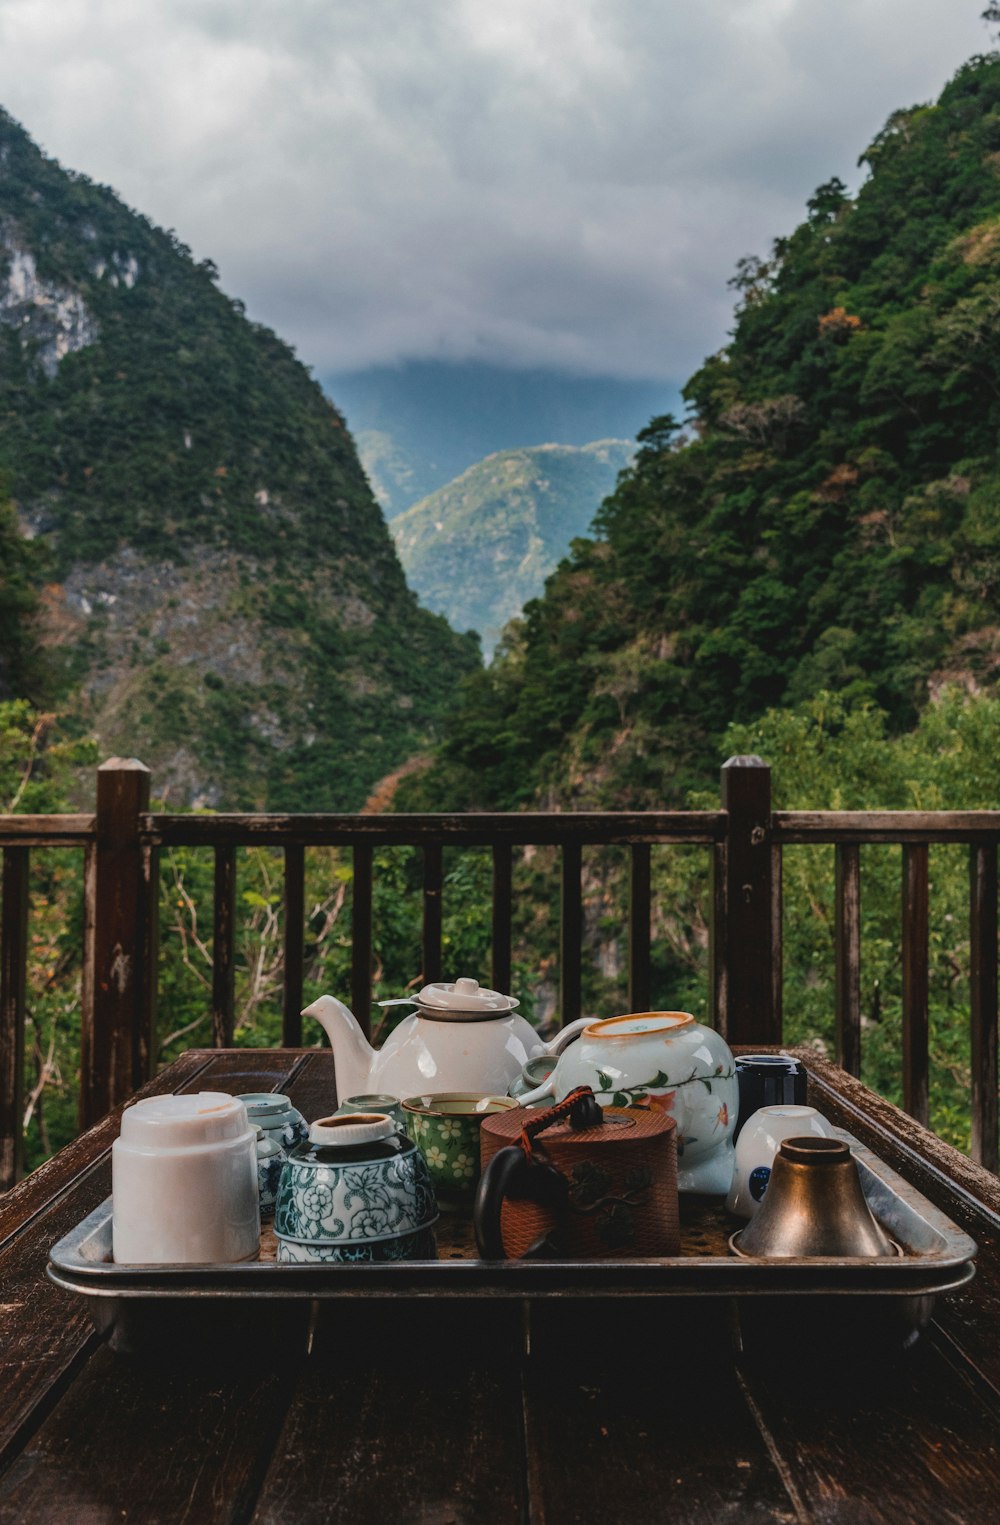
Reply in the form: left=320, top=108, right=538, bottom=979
left=0, top=0, right=991, bottom=384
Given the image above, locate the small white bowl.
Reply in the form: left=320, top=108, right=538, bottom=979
left=726, top=1104, right=834, bottom=1219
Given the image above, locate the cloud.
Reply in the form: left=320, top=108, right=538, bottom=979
left=0, top=0, right=988, bottom=380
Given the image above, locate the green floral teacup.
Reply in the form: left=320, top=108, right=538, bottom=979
left=403, top=1093, right=519, bottom=1211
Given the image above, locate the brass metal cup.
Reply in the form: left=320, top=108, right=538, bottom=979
left=730, top=1136, right=897, bottom=1259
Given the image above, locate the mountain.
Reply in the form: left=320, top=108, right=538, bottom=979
left=326, top=361, right=679, bottom=515
left=401, top=55, right=1000, bottom=812
left=0, top=107, right=479, bottom=809
left=391, top=440, right=634, bottom=658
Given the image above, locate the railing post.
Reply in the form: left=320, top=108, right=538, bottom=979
left=81, top=758, right=151, bottom=1127
left=1, top=847, right=29, bottom=1188
left=712, top=756, right=777, bottom=1045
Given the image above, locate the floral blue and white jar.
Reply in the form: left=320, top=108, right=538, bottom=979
left=274, top=1112, right=438, bottom=1264
left=238, top=1093, right=310, bottom=1152
left=255, top=1126, right=286, bottom=1219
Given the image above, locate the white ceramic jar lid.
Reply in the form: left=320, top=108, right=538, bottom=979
left=119, top=1092, right=251, bottom=1150
left=309, top=1113, right=396, bottom=1146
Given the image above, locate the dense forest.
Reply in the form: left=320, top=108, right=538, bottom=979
left=401, top=56, right=1000, bottom=813
left=0, top=105, right=478, bottom=808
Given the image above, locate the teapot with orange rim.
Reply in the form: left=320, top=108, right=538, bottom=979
left=515, top=1011, right=738, bottom=1194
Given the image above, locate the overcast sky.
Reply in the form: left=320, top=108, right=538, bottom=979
left=0, top=1, right=990, bottom=382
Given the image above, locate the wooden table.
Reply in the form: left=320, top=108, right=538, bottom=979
left=1, top=1048, right=1000, bottom=1523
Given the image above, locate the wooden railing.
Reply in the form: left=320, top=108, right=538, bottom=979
left=1, top=754, right=998, bottom=1186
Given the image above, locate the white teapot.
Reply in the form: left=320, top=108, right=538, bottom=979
left=516, top=1011, right=738, bottom=1194
left=304, top=977, right=589, bottom=1104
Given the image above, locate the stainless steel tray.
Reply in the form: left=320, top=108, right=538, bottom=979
left=48, top=1129, right=976, bottom=1306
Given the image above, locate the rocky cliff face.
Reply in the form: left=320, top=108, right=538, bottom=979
left=0, top=106, right=478, bottom=808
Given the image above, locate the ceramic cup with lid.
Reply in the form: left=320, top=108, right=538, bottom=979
left=274, top=1113, right=438, bottom=1263
left=112, top=1092, right=260, bottom=1264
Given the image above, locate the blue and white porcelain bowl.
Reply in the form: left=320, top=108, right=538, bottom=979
left=254, top=1127, right=285, bottom=1219
left=274, top=1112, right=438, bottom=1264
left=238, top=1093, right=310, bottom=1152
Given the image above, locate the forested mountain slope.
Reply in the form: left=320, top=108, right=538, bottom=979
left=392, top=440, right=633, bottom=658
left=0, top=107, right=478, bottom=808
left=404, top=56, right=1000, bottom=811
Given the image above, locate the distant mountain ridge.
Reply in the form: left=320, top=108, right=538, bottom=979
left=391, top=440, right=633, bottom=657
left=327, top=361, right=676, bottom=516
left=0, top=105, right=478, bottom=808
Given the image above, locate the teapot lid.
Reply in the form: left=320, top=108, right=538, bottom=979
left=377, top=976, right=520, bottom=1021
left=417, top=977, right=519, bottom=1015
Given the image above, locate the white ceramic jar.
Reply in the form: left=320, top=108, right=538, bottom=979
left=112, top=1092, right=260, bottom=1263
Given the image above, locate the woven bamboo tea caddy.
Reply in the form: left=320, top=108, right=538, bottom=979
left=475, top=1087, right=679, bottom=1260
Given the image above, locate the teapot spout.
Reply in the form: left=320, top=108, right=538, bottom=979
left=302, top=994, right=376, bottom=1103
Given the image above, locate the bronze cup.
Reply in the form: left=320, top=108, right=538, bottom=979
left=731, top=1135, right=897, bottom=1259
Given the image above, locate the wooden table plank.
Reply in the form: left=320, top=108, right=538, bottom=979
left=521, top=1302, right=801, bottom=1524
left=0, top=1051, right=304, bottom=1480
left=736, top=1324, right=1000, bottom=1524
left=0, top=1344, right=299, bottom=1525
left=251, top=1302, right=526, bottom=1525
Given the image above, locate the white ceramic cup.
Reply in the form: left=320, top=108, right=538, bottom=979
left=726, top=1104, right=835, bottom=1219
left=112, top=1091, right=260, bottom=1263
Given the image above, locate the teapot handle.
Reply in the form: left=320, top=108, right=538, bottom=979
left=474, top=1088, right=601, bottom=1259
left=545, top=1016, right=591, bottom=1055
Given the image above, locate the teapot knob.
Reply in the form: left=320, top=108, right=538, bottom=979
left=453, top=977, right=480, bottom=998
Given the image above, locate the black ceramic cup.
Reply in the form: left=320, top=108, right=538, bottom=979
left=734, top=1054, right=808, bottom=1140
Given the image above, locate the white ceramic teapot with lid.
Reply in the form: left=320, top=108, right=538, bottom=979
left=515, top=1011, right=739, bottom=1194
left=304, top=977, right=590, bottom=1104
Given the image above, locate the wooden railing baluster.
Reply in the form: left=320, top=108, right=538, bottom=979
left=283, top=845, right=305, bottom=1046
left=212, top=846, right=236, bottom=1047
left=422, top=844, right=443, bottom=985
left=628, top=844, right=651, bottom=1014
left=771, top=839, right=783, bottom=1041
left=139, top=839, right=158, bottom=1083
left=491, top=844, right=512, bottom=995
left=835, top=844, right=862, bottom=1078
left=715, top=757, right=776, bottom=1045
left=902, top=843, right=930, bottom=1125
left=351, top=845, right=373, bottom=1038
left=560, top=843, right=582, bottom=1028
left=970, top=843, right=998, bottom=1174
left=1, top=847, right=29, bottom=1189
left=82, top=758, right=151, bottom=1127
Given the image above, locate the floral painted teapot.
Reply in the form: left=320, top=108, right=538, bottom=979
left=516, top=1012, right=738, bottom=1195
left=303, top=977, right=590, bottom=1107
